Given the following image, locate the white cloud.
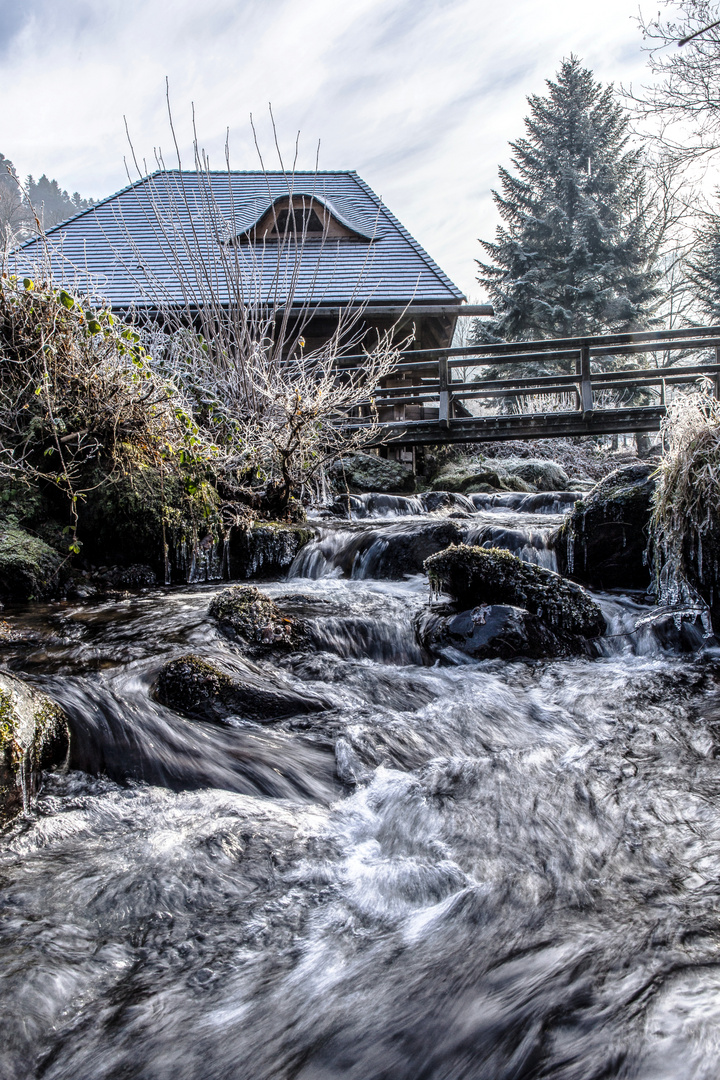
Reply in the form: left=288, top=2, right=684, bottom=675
left=2, top=0, right=655, bottom=296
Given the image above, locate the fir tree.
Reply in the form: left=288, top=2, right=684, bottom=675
left=686, top=207, right=720, bottom=324
left=0, top=153, right=27, bottom=244
left=25, top=174, right=94, bottom=230
left=476, top=57, right=660, bottom=351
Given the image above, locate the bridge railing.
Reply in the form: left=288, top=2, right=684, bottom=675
left=339, top=325, right=720, bottom=430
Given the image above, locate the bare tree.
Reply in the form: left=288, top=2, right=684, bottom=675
left=630, top=2, right=720, bottom=163
left=109, top=104, right=407, bottom=512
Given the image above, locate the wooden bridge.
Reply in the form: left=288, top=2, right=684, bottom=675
left=345, top=325, right=720, bottom=446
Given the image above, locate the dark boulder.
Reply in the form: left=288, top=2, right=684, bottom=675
left=553, top=464, right=656, bottom=591
left=209, top=585, right=307, bottom=652
left=154, top=654, right=329, bottom=724
left=226, top=523, right=315, bottom=580
left=0, top=672, right=70, bottom=822
left=326, top=452, right=415, bottom=494
left=415, top=603, right=575, bottom=661
left=357, top=521, right=465, bottom=579
left=421, top=545, right=605, bottom=659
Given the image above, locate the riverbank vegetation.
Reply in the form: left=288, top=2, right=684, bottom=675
left=650, top=387, right=720, bottom=621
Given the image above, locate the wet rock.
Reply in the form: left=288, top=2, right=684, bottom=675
left=209, top=585, right=307, bottom=651
left=154, top=654, right=328, bottom=723
left=327, top=452, right=415, bottom=494
left=100, top=564, right=157, bottom=590
left=0, top=523, right=65, bottom=601
left=0, top=671, right=69, bottom=822
left=635, top=609, right=713, bottom=654
left=359, top=521, right=465, bottom=579
left=415, top=603, right=572, bottom=661
left=77, top=468, right=223, bottom=584
left=422, top=544, right=605, bottom=658
left=226, top=523, right=315, bottom=580
left=553, top=464, right=656, bottom=591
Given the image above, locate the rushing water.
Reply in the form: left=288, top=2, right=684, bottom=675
left=2, top=493, right=720, bottom=1079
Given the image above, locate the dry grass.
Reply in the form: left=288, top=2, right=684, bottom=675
left=650, top=386, right=720, bottom=606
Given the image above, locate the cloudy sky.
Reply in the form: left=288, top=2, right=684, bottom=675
left=2, top=0, right=661, bottom=298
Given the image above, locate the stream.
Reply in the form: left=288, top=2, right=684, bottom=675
left=2, top=492, right=720, bottom=1079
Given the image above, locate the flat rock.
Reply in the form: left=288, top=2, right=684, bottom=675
left=415, top=603, right=575, bottom=661
left=154, top=653, right=330, bottom=724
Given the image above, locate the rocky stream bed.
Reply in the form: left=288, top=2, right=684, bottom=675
left=2, top=476, right=720, bottom=1079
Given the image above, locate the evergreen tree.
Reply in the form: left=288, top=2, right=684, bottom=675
left=476, top=57, right=660, bottom=351
left=686, top=207, right=720, bottom=324
left=0, top=153, right=27, bottom=244
left=25, top=174, right=94, bottom=230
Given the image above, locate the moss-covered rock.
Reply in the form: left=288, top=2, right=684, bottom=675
left=505, top=459, right=570, bottom=492
left=553, top=464, right=656, bottom=591
left=327, top=453, right=415, bottom=494
left=0, top=523, right=65, bottom=601
left=227, top=523, right=315, bottom=580
left=0, top=671, right=69, bottom=821
left=154, top=653, right=328, bottom=723
left=429, top=456, right=570, bottom=495
left=423, top=544, right=605, bottom=655
left=430, top=465, right=522, bottom=493
left=77, top=467, right=221, bottom=582
left=209, top=585, right=307, bottom=651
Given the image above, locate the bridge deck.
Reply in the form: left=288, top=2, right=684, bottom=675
left=360, top=406, right=668, bottom=446
left=341, top=325, right=720, bottom=446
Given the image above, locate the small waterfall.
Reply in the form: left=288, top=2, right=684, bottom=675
left=469, top=491, right=583, bottom=514
left=463, top=522, right=558, bottom=570
left=332, top=491, right=478, bottom=519
left=294, top=500, right=563, bottom=579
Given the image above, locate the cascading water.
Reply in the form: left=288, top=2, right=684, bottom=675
left=1, top=490, right=720, bottom=1080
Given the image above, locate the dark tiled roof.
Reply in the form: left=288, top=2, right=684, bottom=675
left=17, top=171, right=465, bottom=309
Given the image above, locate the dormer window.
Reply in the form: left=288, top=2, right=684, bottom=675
left=274, top=206, right=325, bottom=235
left=230, top=195, right=363, bottom=244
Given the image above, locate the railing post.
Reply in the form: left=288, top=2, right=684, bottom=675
left=579, top=342, right=593, bottom=415
left=438, top=355, right=450, bottom=428
left=715, top=345, right=720, bottom=398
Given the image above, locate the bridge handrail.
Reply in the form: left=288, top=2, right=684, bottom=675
left=334, top=325, right=720, bottom=369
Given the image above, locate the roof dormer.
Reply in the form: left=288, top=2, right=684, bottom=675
left=227, top=193, right=375, bottom=244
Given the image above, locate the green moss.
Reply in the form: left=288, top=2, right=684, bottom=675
left=0, top=523, right=65, bottom=600
left=78, top=466, right=222, bottom=576
left=209, top=584, right=306, bottom=649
